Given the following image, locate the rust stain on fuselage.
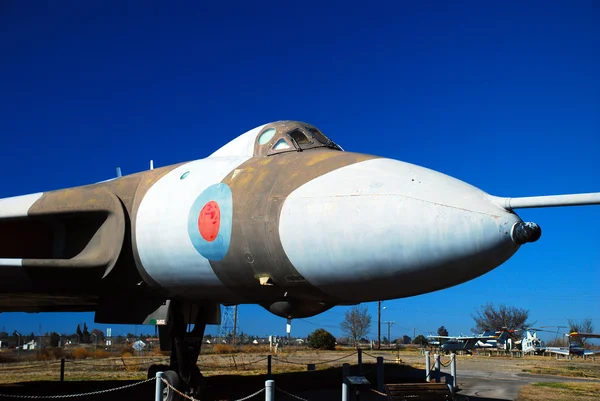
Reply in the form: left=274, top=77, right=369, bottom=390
left=210, top=148, right=378, bottom=304
left=10, top=163, right=184, bottom=296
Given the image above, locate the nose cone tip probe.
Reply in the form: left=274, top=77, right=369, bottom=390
left=511, top=222, right=542, bottom=244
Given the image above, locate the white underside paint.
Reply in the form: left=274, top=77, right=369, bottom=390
left=279, top=158, right=520, bottom=302
left=136, top=123, right=272, bottom=300
left=135, top=156, right=250, bottom=301
left=0, top=192, right=43, bottom=218
left=0, top=258, right=22, bottom=266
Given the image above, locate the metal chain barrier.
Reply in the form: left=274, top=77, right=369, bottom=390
left=161, top=378, right=265, bottom=401
left=232, top=356, right=270, bottom=368
left=272, top=351, right=357, bottom=366
left=160, top=379, right=198, bottom=401
left=270, top=358, right=307, bottom=366
left=362, top=351, right=403, bottom=363
left=0, top=377, right=156, bottom=399
left=370, top=388, right=388, bottom=397
left=275, top=386, right=310, bottom=401
left=440, top=358, right=452, bottom=367
left=234, top=388, right=265, bottom=401
left=312, top=351, right=358, bottom=364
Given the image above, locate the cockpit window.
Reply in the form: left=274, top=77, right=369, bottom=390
left=258, top=128, right=276, bottom=145
left=306, top=127, right=343, bottom=151
left=307, top=128, right=328, bottom=144
left=289, top=130, right=311, bottom=146
left=260, top=121, right=344, bottom=157
left=272, top=138, right=292, bottom=151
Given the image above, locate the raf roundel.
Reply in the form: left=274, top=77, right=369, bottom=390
left=198, top=201, right=220, bottom=241
left=188, top=183, right=233, bottom=261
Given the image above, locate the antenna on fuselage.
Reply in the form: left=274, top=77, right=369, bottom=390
left=150, top=160, right=154, bottom=170
left=116, top=167, right=122, bottom=177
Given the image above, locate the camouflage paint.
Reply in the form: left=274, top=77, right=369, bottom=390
left=209, top=148, right=377, bottom=304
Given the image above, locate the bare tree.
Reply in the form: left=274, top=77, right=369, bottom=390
left=340, top=305, right=372, bottom=348
left=471, top=302, right=532, bottom=337
left=568, top=318, right=594, bottom=346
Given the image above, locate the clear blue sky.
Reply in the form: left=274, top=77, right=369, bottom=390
left=1, top=1, right=598, bottom=343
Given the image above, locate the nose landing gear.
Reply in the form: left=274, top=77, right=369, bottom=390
left=148, top=301, right=210, bottom=401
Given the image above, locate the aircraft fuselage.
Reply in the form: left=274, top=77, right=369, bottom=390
left=0, top=120, right=597, bottom=322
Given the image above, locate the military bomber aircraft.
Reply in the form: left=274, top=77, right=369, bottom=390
left=1, top=121, right=599, bottom=399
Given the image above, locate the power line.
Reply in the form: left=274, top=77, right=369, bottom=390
left=377, top=301, right=381, bottom=350
left=384, top=321, right=395, bottom=346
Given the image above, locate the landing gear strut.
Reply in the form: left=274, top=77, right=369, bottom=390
left=148, top=301, right=209, bottom=401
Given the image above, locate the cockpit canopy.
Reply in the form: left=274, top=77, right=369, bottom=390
left=209, top=120, right=343, bottom=159
left=254, top=121, right=343, bottom=157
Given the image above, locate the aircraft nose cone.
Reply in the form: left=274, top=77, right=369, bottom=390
left=511, top=222, right=542, bottom=244
left=278, top=157, right=522, bottom=302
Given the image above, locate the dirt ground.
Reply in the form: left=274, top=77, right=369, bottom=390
left=0, top=350, right=598, bottom=400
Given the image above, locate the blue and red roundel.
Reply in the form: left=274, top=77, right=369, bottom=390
left=187, top=183, right=233, bottom=261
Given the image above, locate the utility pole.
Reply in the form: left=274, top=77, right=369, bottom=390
left=14, top=331, right=21, bottom=362
left=232, top=305, right=238, bottom=345
left=377, top=301, right=381, bottom=350
left=385, top=321, right=395, bottom=347
left=38, top=323, right=42, bottom=358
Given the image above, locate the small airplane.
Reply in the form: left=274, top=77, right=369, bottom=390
left=546, top=332, right=600, bottom=358
left=427, top=333, right=498, bottom=353
left=1, top=120, right=599, bottom=399
left=427, top=327, right=521, bottom=353
left=475, top=329, right=520, bottom=350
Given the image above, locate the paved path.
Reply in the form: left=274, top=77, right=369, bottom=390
left=451, top=368, right=600, bottom=401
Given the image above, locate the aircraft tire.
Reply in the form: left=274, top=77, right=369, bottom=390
left=161, top=370, right=183, bottom=401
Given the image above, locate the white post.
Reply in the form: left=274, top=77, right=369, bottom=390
left=342, top=363, right=350, bottom=401
left=450, top=353, right=457, bottom=392
left=155, top=371, right=164, bottom=401
left=425, top=351, right=431, bottom=382
left=433, top=353, right=440, bottom=383
left=265, top=379, right=275, bottom=401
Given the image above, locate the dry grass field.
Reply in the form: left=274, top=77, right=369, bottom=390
left=518, top=382, right=600, bottom=401
left=0, top=348, right=598, bottom=400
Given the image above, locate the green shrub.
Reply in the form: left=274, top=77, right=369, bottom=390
left=307, top=329, right=336, bottom=350
left=412, top=334, right=429, bottom=346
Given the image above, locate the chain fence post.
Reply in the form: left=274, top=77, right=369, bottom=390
left=450, top=353, right=456, bottom=393
left=425, top=351, right=430, bottom=382
left=342, top=363, right=350, bottom=401
left=267, top=355, right=272, bottom=378
left=155, top=371, right=164, bottom=401
left=433, top=353, right=440, bottom=383
left=60, top=358, right=65, bottom=382
left=357, top=348, right=363, bottom=375
left=376, top=356, right=384, bottom=392
left=265, top=379, right=275, bottom=401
